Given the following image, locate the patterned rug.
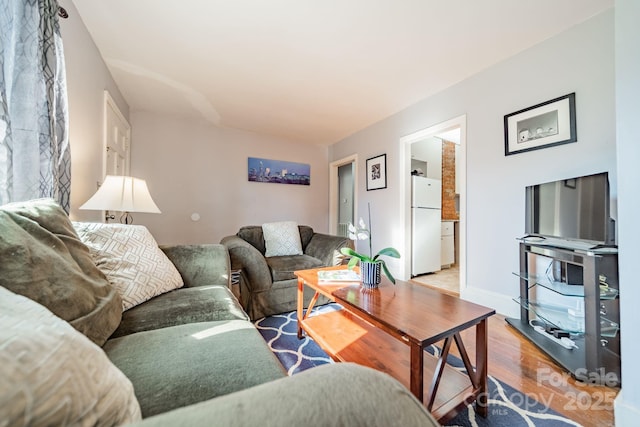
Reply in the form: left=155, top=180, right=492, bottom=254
left=255, top=304, right=581, bottom=427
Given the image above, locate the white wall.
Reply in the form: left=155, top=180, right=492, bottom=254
left=614, top=0, right=640, bottom=422
left=59, top=0, right=330, bottom=244
left=58, top=0, right=129, bottom=221
left=330, top=10, right=616, bottom=317
left=129, top=111, right=330, bottom=245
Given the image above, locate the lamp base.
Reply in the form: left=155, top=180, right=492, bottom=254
left=105, top=211, right=133, bottom=224
left=120, top=212, right=133, bottom=224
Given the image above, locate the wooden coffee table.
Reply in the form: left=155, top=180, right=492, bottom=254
left=295, top=266, right=495, bottom=422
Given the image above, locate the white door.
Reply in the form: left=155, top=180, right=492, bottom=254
left=103, top=91, right=131, bottom=177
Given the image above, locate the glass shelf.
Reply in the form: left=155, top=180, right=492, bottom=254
left=513, top=297, right=620, bottom=338
left=513, top=272, right=619, bottom=300
left=514, top=297, right=584, bottom=334
left=600, top=317, right=620, bottom=338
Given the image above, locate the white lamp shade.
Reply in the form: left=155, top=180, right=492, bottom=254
left=80, top=175, right=161, bottom=213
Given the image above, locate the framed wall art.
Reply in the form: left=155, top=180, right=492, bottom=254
left=247, top=157, right=310, bottom=185
left=366, top=154, right=387, bottom=191
left=504, top=93, right=576, bottom=156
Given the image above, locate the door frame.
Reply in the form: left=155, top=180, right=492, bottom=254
left=398, top=115, right=467, bottom=289
left=101, top=91, right=131, bottom=223
left=329, top=154, right=358, bottom=235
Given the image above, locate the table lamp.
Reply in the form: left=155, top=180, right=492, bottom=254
left=80, top=175, right=161, bottom=224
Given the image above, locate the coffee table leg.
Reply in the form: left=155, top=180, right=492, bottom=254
left=410, top=343, right=424, bottom=402
left=476, top=318, right=489, bottom=417
left=297, top=278, right=304, bottom=339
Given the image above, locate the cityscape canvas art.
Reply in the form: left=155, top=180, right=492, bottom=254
left=248, top=157, right=310, bottom=186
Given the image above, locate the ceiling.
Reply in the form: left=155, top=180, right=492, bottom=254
left=70, top=0, right=613, bottom=146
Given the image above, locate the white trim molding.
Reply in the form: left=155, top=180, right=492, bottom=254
left=398, top=114, right=467, bottom=284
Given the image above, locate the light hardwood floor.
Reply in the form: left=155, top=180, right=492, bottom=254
left=411, top=265, right=460, bottom=297
left=412, top=276, right=618, bottom=427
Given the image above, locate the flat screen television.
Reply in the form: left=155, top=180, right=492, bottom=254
left=525, top=172, right=615, bottom=247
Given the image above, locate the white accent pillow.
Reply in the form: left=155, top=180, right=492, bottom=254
left=262, top=221, right=303, bottom=257
left=0, top=286, right=142, bottom=426
left=73, top=222, right=184, bottom=311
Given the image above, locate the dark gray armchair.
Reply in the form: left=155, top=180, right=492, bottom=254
left=221, top=225, right=353, bottom=320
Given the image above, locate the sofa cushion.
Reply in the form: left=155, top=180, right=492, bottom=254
left=104, top=320, right=286, bottom=418
left=0, top=199, right=122, bottom=346
left=266, top=254, right=324, bottom=281
left=110, top=285, right=249, bottom=338
left=298, top=225, right=315, bottom=249
left=305, top=233, right=352, bottom=266
left=73, top=222, right=184, bottom=311
left=0, top=286, right=141, bottom=426
left=262, top=221, right=303, bottom=257
left=237, top=225, right=267, bottom=254
left=127, top=363, right=439, bottom=427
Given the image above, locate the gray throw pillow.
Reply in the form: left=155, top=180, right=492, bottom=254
left=0, top=198, right=122, bottom=346
left=262, top=221, right=303, bottom=257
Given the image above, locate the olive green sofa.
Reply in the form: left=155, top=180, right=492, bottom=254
left=1, top=199, right=439, bottom=427
left=221, top=225, right=353, bottom=320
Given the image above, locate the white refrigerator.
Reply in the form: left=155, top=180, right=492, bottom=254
left=411, top=176, right=442, bottom=276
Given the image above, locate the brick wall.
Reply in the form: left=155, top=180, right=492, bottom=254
left=442, top=140, right=459, bottom=220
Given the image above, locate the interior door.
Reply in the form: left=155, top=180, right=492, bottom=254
left=104, top=91, right=131, bottom=177
left=337, top=163, right=354, bottom=236
left=330, top=155, right=358, bottom=237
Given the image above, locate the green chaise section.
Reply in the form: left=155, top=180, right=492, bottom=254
left=131, top=363, right=440, bottom=427
left=111, top=244, right=248, bottom=338
left=104, top=319, right=286, bottom=418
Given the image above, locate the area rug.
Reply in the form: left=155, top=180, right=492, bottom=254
left=255, top=304, right=581, bottom=427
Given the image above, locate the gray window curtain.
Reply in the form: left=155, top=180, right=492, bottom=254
left=0, top=0, right=71, bottom=212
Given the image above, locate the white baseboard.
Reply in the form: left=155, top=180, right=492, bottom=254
left=460, top=286, right=520, bottom=318
left=615, top=390, right=640, bottom=425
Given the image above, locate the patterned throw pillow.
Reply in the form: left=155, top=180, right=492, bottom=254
left=73, top=222, right=184, bottom=311
left=0, top=286, right=141, bottom=426
left=262, top=221, right=303, bottom=257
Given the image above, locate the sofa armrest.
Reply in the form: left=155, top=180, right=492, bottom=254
left=128, top=363, right=440, bottom=427
left=305, top=233, right=354, bottom=266
left=159, top=244, right=230, bottom=288
left=220, top=235, right=273, bottom=293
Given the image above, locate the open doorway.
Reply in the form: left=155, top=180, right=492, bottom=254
left=329, top=154, right=358, bottom=236
left=398, top=116, right=466, bottom=296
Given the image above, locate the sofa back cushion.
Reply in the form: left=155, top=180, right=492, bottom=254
left=0, top=286, right=141, bottom=426
left=0, top=199, right=122, bottom=346
left=237, top=225, right=314, bottom=255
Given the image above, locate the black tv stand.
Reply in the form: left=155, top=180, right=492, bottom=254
left=506, top=240, right=620, bottom=386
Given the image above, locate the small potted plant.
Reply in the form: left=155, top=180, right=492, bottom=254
left=340, top=204, right=401, bottom=288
